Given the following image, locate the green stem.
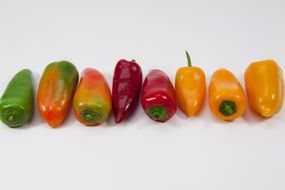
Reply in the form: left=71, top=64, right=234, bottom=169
left=147, top=106, right=168, bottom=122
left=80, top=109, right=101, bottom=124
left=185, top=51, right=192, bottom=67
left=0, top=106, right=24, bottom=128
left=219, top=100, right=237, bottom=116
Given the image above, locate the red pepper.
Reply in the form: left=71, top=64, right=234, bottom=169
left=141, top=69, right=177, bottom=122
left=112, top=59, right=142, bottom=123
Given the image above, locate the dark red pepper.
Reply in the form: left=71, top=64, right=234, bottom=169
left=141, top=69, right=177, bottom=122
left=112, top=59, right=142, bottom=123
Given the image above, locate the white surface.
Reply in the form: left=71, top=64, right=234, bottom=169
left=0, top=0, right=285, bottom=189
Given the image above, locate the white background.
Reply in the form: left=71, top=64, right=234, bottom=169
left=0, top=0, right=285, bottom=189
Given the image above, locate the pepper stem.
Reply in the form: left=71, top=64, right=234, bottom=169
left=80, top=109, right=101, bottom=124
left=0, top=106, right=24, bottom=128
left=147, top=106, right=168, bottom=122
left=219, top=100, right=237, bottom=116
left=9, top=115, right=14, bottom=122
left=185, top=51, right=192, bottom=67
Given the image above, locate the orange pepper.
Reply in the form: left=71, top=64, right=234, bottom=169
left=209, top=69, right=247, bottom=121
left=244, top=60, right=284, bottom=117
left=73, top=68, right=112, bottom=126
left=175, top=52, right=206, bottom=116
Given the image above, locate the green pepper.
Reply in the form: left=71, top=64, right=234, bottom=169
left=0, top=69, right=34, bottom=128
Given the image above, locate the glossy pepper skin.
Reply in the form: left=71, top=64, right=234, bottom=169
left=209, top=69, right=247, bottom=121
left=141, top=69, right=176, bottom=122
left=112, top=59, right=142, bottom=123
left=244, top=60, right=284, bottom=117
left=73, top=68, right=112, bottom=126
left=0, top=69, right=34, bottom=128
left=175, top=51, right=206, bottom=116
left=37, top=61, right=79, bottom=128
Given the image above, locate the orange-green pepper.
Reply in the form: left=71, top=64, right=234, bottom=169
left=244, top=60, right=284, bottom=117
left=209, top=69, right=247, bottom=121
left=37, top=61, right=79, bottom=128
left=175, top=52, right=206, bottom=116
left=73, top=68, right=112, bottom=126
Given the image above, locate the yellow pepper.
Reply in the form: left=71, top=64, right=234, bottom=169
left=244, top=60, right=284, bottom=117
left=175, top=51, right=206, bottom=116
left=209, top=69, right=247, bottom=121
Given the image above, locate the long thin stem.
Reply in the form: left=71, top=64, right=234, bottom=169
left=185, top=51, right=192, bottom=67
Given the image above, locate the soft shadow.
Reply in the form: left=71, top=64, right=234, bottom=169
left=60, top=107, right=77, bottom=128
left=175, top=109, right=189, bottom=120
left=110, top=105, right=144, bottom=127
left=243, top=108, right=269, bottom=125
left=105, top=111, right=116, bottom=127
